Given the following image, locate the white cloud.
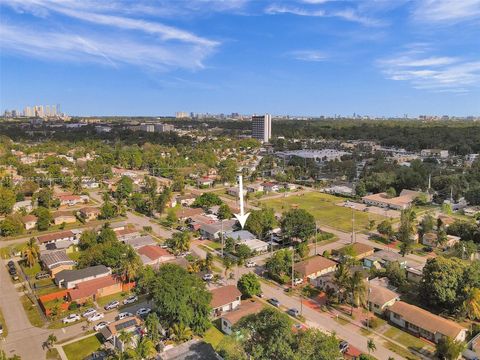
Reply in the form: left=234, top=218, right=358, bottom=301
left=289, top=50, right=328, bottom=62
left=265, top=3, right=384, bottom=26
left=378, top=49, right=480, bottom=92
left=0, top=0, right=219, bottom=71
left=412, top=0, right=480, bottom=23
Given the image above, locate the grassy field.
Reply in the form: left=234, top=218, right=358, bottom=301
left=203, top=324, right=225, bottom=349
left=0, top=307, right=7, bottom=338
left=383, top=326, right=434, bottom=353
left=260, top=192, right=385, bottom=232
left=20, top=294, right=45, bottom=327
left=63, top=334, right=102, bottom=360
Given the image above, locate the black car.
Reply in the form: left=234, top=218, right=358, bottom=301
left=8, top=267, right=17, bottom=275
left=339, top=340, right=349, bottom=353
left=7, top=260, right=15, bottom=269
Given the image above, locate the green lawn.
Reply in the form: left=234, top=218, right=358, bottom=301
left=383, top=326, right=433, bottom=352
left=203, top=325, right=225, bottom=349
left=21, top=261, right=41, bottom=278
left=63, top=334, right=103, bottom=360
left=96, top=292, right=128, bottom=307
left=260, top=192, right=385, bottom=232
left=0, top=243, right=26, bottom=259
left=67, top=250, right=81, bottom=262
left=0, top=307, right=8, bottom=338
left=383, top=340, right=420, bottom=360
left=20, top=295, right=45, bottom=327
left=46, top=348, right=62, bottom=360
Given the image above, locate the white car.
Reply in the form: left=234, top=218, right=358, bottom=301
left=123, top=295, right=138, bottom=305
left=116, top=312, right=133, bottom=321
left=82, top=308, right=97, bottom=318
left=246, top=261, right=256, bottom=268
left=93, top=321, right=110, bottom=331
left=293, top=278, right=304, bottom=286
left=62, top=314, right=81, bottom=324
left=202, top=273, right=214, bottom=281
left=104, top=300, right=120, bottom=311
left=136, top=308, right=151, bottom=317
left=88, top=312, right=105, bottom=322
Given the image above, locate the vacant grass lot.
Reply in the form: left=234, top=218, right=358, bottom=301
left=63, top=334, right=102, bottom=360
left=20, top=294, right=45, bottom=327
left=260, top=192, right=385, bottom=232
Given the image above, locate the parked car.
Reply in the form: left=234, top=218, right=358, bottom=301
left=202, top=273, right=214, bottom=281
left=7, top=260, right=15, bottom=269
left=116, top=312, right=133, bottom=321
left=293, top=278, right=303, bottom=286
left=268, top=298, right=281, bottom=307
left=82, top=308, right=97, bottom=318
left=8, top=267, right=17, bottom=276
left=136, top=308, right=151, bottom=317
left=35, top=271, right=50, bottom=280
left=339, top=340, right=349, bottom=353
left=287, top=308, right=300, bottom=318
left=93, top=321, right=110, bottom=331
left=104, top=300, right=120, bottom=310
left=88, top=312, right=105, bottom=322
left=123, top=295, right=138, bottom=305
left=245, top=261, right=256, bottom=268
left=62, top=314, right=81, bottom=324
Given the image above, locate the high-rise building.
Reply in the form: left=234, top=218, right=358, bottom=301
left=251, top=114, right=272, bottom=143
left=140, top=123, right=155, bottom=132
left=154, top=123, right=174, bottom=133
left=175, top=112, right=189, bottom=119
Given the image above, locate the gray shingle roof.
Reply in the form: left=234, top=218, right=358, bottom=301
left=40, top=250, right=75, bottom=269
left=55, top=265, right=110, bottom=285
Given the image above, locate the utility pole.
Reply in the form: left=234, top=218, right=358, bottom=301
left=221, top=219, right=224, bottom=258
left=291, top=247, right=295, bottom=289
left=314, top=222, right=318, bottom=256
left=351, top=207, right=355, bottom=243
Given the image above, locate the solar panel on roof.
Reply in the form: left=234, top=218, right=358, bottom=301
left=115, top=319, right=136, bottom=331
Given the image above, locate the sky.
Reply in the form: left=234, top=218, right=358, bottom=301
left=1, top=0, right=480, bottom=117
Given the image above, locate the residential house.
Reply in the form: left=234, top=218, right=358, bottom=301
left=40, top=250, right=76, bottom=276
left=388, top=301, right=467, bottom=343
left=81, top=179, right=99, bottom=189
left=68, top=275, right=130, bottom=304
left=210, top=285, right=242, bottom=317
left=161, top=339, right=221, bottom=360
left=115, top=228, right=141, bottom=242
left=100, top=317, right=143, bottom=352
left=406, top=264, right=424, bottom=283
left=200, top=220, right=237, bottom=240
left=57, top=194, right=85, bottom=206
left=420, top=149, right=449, bottom=158
left=227, top=187, right=247, bottom=197
left=363, top=250, right=407, bottom=269
left=246, top=183, right=264, bottom=193
left=295, top=256, right=337, bottom=284
left=13, top=200, right=34, bottom=213
left=137, top=245, right=175, bottom=267
left=368, top=284, right=400, bottom=315
left=335, top=243, right=375, bottom=261
left=261, top=182, right=280, bottom=192
left=176, top=194, right=197, bottom=207
left=197, top=177, right=214, bottom=188
left=37, top=230, right=76, bottom=246
left=78, top=207, right=100, bottom=222
left=21, top=214, right=38, bottom=230
left=177, top=207, right=204, bottom=221
left=283, top=183, right=297, bottom=191
left=123, top=235, right=157, bottom=249
left=422, top=232, right=461, bottom=249
left=221, top=300, right=263, bottom=335
left=52, top=211, right=77, bottom=225
left=362, top=190, right=424, bottom=210
left=225, top=230, right=269, bottom=253
left=55, top=265, right=111, bottom=289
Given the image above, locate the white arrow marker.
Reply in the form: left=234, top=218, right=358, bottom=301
left=234, top=174, right=250, bottom=229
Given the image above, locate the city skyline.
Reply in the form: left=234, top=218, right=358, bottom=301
left=1, top=0, right=480, bottom=116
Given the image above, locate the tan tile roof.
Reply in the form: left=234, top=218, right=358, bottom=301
left=210, top=285, right=242, bottom=309
left=389, top=301, right=466, bottom=339
left=22, top=215, right=38, bottom=223
left=294, top=256, right=337, bottom=278
left=37, top=230, right=75, bottom=243
left=137, top=245, right=172, bottom=261
left=369, top=284, right=399, bottom=306
left=221, top=300, right=263, bottom=325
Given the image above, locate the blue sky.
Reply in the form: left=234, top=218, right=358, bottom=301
left=1, top=0, right=480, bottom=117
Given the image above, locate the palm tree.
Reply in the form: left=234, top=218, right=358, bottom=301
left=187, top=259, right=201, bottom=274
left=119, top=248, right=142, bottom=283
left=46, top=333, right=57, bottom=349
left=367, top=338, right=376, bottom=354
left=118, top=330, right=133, bottom=352
left=463, top=287, right=480, bottom=320
left=333, top=263, right=350, bottom=302
left=145, top=313, right=163, bottom=345
left=348, top=271, right=367, bottom=315
left=23, top=237, right=39, bottom=268
left=126, top=337, right=156, bottom=360
left=169, top=323, right=193, bottom=343
left=169, top=232, right=190, bottom=255
left=72, top=177, right=82, bottom=194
